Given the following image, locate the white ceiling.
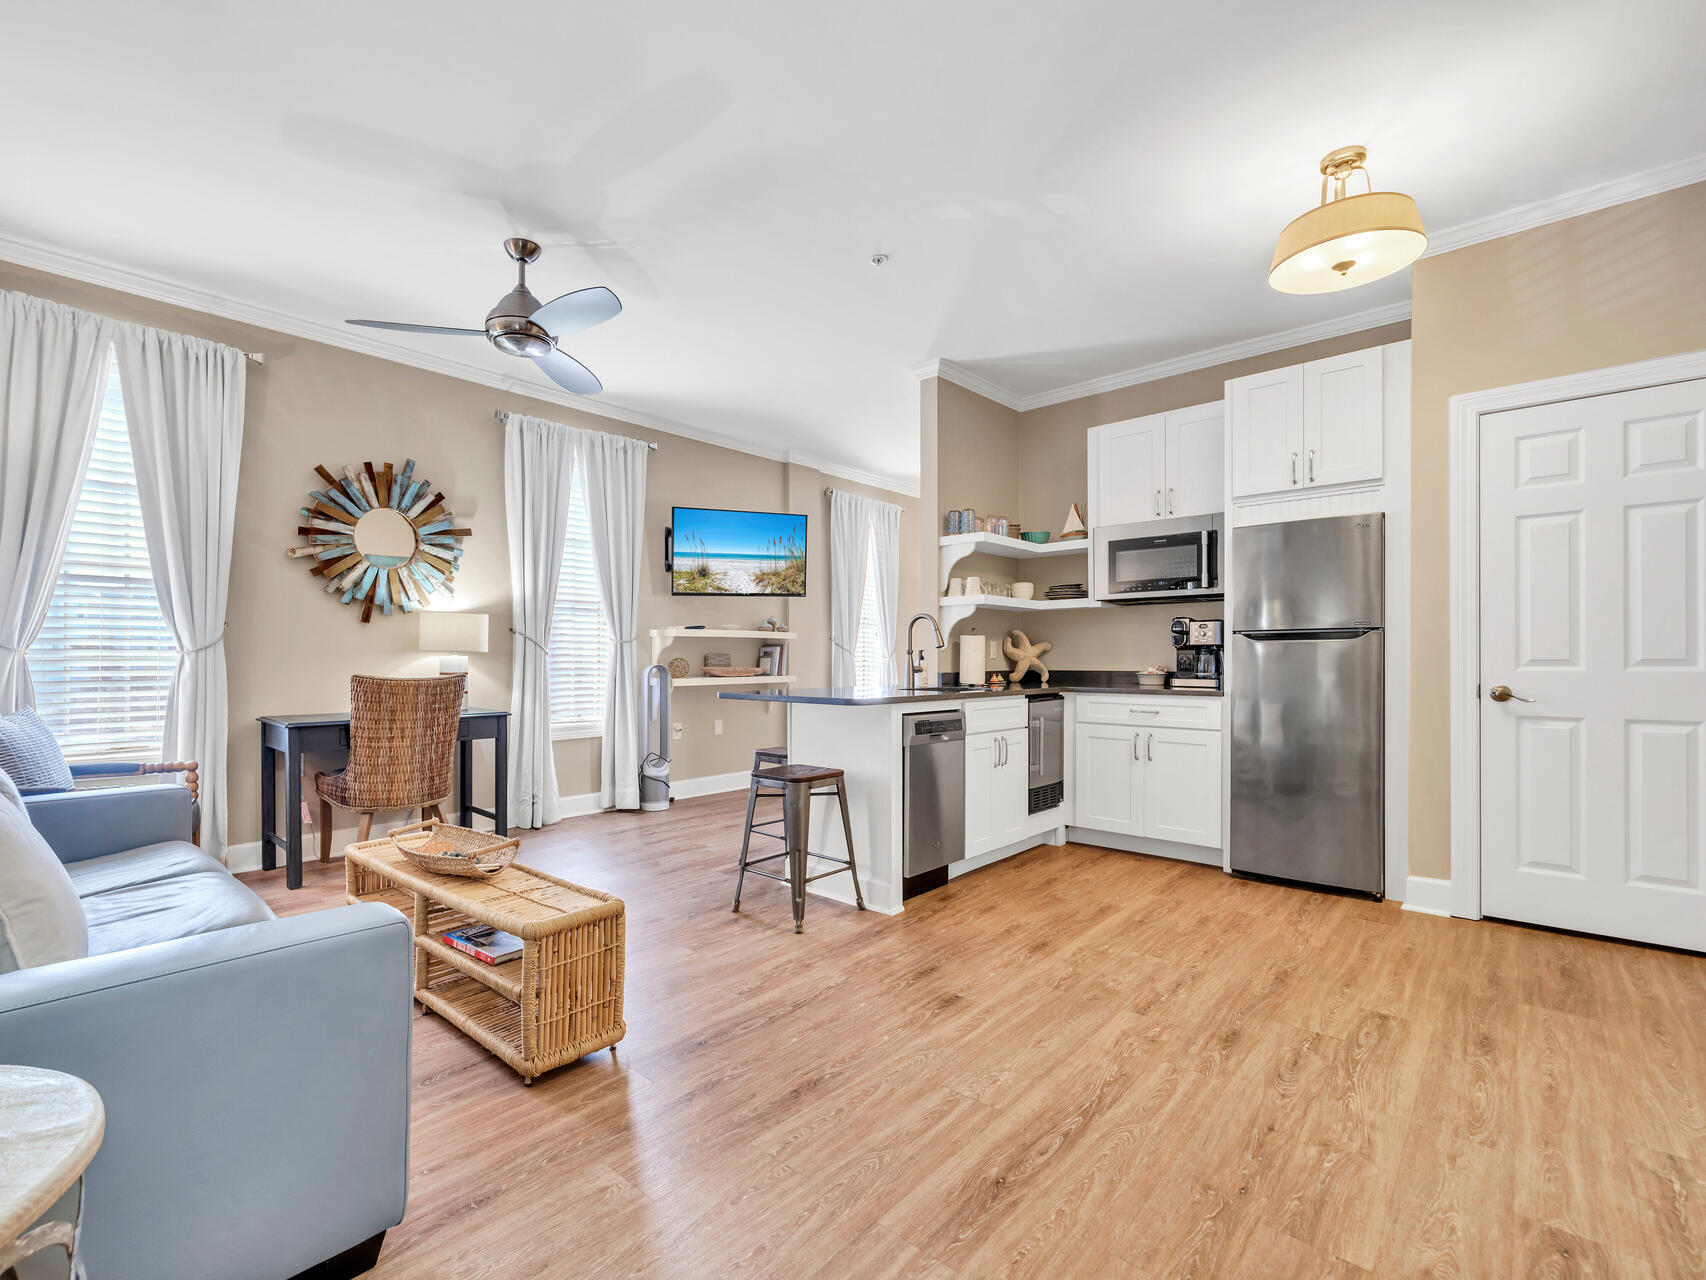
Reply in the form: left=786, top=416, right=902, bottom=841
left=3, top=1, right=1704, bottom=492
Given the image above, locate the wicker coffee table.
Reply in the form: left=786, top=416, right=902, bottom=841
left=346, top=834, right=626, bottom=1085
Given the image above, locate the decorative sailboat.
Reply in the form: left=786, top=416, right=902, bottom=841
left=1059, top=502, right=1088, bottom=540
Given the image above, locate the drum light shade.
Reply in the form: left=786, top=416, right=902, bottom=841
left=418, top=612, right=489, bottom=653
left=1270, top=147, right=1426, bottom=294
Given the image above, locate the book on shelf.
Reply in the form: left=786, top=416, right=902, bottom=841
left=442, top=923, right=524, bottom=965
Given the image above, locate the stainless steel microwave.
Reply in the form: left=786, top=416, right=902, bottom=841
left=1093, top=515, right=1222, bottom=603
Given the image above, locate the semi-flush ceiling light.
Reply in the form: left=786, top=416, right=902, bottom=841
left=1269, top=145, right=1426, bottom=294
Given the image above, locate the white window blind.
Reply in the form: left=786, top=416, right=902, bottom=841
left=853, top=525, right=886, bottom=690
left=549, top=463, right=612, bottom=735
left=29, top=356, right=177, bottom=757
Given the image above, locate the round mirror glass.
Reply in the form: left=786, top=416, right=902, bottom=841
left=353, top=507, right=418, bottom=567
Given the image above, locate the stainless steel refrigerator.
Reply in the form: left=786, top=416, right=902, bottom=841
left=1229, top=514, right=1384, bottom=897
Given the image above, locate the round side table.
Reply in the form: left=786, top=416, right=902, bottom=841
left=0, top=1066, right=104, bottom=1279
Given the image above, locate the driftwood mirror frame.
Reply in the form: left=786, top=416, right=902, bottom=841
left=286, top=459, right=471, bottom=622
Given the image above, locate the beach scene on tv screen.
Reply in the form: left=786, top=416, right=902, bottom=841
left=672, top=508, right=807, bottom=596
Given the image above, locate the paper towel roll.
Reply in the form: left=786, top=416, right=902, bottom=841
left=958, top=633, right=986, bottom=686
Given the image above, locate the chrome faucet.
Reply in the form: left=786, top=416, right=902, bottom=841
left=906, top=613, right=945, bottom=690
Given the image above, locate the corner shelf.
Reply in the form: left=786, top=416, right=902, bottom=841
left=939, top=532, right=1088, bottom=590
left=938, top=593, right=1103, bottom=631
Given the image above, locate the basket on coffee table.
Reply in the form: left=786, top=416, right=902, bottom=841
left=389, top=820, right=520, bottom=878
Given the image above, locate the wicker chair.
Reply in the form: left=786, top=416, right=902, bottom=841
left=314, top=674, right=466, bottom=860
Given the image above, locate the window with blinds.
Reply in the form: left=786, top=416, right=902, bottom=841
left=29, top=357, right=177, bottom=757
left=549, top=463, right=612, bottom=736
left=853, top=526, right=887, bottom=690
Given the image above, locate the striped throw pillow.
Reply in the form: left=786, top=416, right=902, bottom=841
left=0, top=708, right=74, bottom=794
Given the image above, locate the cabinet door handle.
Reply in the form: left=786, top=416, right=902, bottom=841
left=1153, top=489, right=1161, bottom=516
left=1147, top=732, right=1154, bottom=763
left=1307, top=449, right=1316, bottom=483
left=1168, top=487, right=1175, bottom=513
left=1133, top=732, right=1141, bottom=761
left=1291, top=452, right=1299, bottom=485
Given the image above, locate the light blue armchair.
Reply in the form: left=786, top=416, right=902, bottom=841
left=0, top=783, right=413, bottom=1280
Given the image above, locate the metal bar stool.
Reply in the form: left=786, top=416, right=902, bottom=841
left=734, top=755, right=865, bottom=932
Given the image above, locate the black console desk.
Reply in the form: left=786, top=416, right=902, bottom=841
left=257, top=708, right=509, bottom=889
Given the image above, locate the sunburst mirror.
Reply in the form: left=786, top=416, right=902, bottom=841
left=286, top=459, right=470, bottom=622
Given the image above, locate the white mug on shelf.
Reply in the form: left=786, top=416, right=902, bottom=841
left=963, top=576, right=982, bottom=597
left=946, top=577, right=965, bottom=597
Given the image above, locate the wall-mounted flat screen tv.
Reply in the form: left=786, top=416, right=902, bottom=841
left=669, top=507, right=807, bottom=597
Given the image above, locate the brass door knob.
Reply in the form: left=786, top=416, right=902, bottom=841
left=1488, top=684, right=1535, bottom=703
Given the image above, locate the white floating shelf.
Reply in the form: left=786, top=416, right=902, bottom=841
left=680, top=675, right=798, bottom=688
left=650, top=627, right=797, bottom=641
left=939, top=533, right=1088, bottom=591
left=649, top=626, right=795, bottom=666
left=938, top=593, right=1102, bottom=630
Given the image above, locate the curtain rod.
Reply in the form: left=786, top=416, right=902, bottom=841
left=244, top=351, right=264, bottom=364
left=490, top=409, right=657, bottom=449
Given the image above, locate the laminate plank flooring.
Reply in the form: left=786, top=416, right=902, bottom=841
left=245, top=793, right=1706, bottom=1278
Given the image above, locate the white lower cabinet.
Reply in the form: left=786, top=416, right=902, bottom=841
left=1074, top=717, right=1221, bottom=850
left=1074, top=721, right=1144, bottom=837
left=1142, top=728, right=1221, bottom=847
left=965, top=729, right=1029, bottom=858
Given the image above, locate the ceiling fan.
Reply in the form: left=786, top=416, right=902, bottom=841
left=346, top=238, right=620, bottom=395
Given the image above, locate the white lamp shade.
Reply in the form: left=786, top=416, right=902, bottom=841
left=418, top=612, right=489, bottom=653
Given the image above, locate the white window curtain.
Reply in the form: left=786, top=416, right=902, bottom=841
left=502, top=412, right=575, bottom=828
left=0, top=291, right=118, bottom=711
left=572, top=426, right=649, bottom=810
left=113, top=322, right=246, bottom=860
left=829, top=490, right=902, bottom=688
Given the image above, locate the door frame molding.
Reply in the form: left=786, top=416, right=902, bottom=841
left=1448, top=348, right=1706, bottom=919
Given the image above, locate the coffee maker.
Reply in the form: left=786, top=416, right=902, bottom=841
left=1169, top=617, right=1224, bottom=690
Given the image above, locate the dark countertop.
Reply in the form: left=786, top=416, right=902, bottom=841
left=717, top=675, right=1222, bottom=707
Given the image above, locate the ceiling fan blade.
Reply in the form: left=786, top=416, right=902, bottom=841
left=532, top=346, right=603, bottom=396
left=345, top=319, right=486, bottom=337
left=530, top=286, right=622, bottom=337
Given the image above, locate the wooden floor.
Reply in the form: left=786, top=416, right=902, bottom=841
left=246, top=794, right=1706, bottom=1278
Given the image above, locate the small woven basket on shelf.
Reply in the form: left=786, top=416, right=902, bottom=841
left=389, top=820, right=521, bottom=879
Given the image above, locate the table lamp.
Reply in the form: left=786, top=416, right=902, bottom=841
left=419, top=614, right=489, bottom=702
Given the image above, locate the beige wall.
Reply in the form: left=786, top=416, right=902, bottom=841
left=934, top=321, right=1412, bottom=675
left=1406, top=180, right=1706, bottom=879
left=0, top=260, right=918, bottom=852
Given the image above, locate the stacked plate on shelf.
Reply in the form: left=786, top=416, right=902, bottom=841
left=1043, top=583, right=1088, bottom=600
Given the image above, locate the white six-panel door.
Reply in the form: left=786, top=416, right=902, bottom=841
left=1479, top=379, right=1706, bottom=950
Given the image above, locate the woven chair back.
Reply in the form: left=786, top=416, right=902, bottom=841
left=341, top=674, right=466, bottom=810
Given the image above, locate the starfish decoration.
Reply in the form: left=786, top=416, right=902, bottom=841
left=1004, top=629, right=1052, bottom=685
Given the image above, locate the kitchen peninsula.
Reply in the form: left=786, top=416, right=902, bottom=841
left=720, top=680, right=1224, bottom=915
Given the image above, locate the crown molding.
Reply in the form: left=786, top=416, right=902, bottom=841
left=1422, top=150, right=1706, bottom=258
left=909, top=358, right=1027, bottom=412
left=0, top=229, right=920, bottom=496
left=917, top=301, right=1411, bottom=413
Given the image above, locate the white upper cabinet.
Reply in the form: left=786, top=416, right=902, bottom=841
left=1229, top=345, right=1388, bottom=499
left=1303, top=348, right=1383, bottom=489
left=1088, top=401, right=1224, bottom=527
left=1087, top=414, right=1165, bottom=526
left=1163, top=402, right=1225, bottom=519
left=1229, top=365, right=1305, bottom=498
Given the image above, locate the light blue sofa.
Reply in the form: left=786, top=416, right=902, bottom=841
left=0, top=783, right=412, bottom=1280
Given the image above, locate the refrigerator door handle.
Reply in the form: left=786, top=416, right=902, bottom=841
left=1235, top=628, right=1379, bottom=642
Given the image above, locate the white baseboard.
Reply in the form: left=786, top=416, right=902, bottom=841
left=670, top=769, right=752, bottom=800
left=1400, top=875, right=1454, bottom=917
left=226, top=840, right=264, bottom=874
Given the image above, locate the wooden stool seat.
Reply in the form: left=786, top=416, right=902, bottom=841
left=753, top=763, right=844, bottom=786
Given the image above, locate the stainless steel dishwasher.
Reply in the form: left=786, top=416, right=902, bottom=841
left=902, top=710, right=965, bottom=897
